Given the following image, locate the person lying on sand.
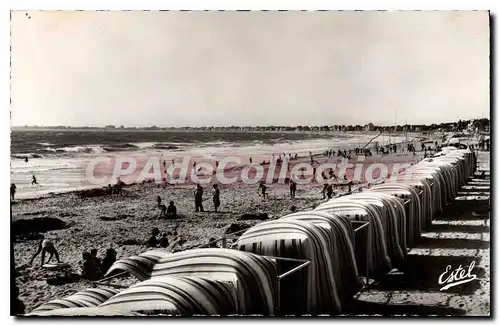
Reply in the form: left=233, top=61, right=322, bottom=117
left=10, top=183, right=16, bottom=200
left=167, top=201, right=177, bottom=218
left=100, top=248, right=117, bottom=277
left=146, top=228, right=160, bottom=247
left=81, top=252, right=99, bottom=281
left=29, top=239, right=61, bottom=266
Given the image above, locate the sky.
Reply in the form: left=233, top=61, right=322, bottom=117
left=11, top=11, right=490, bottom=127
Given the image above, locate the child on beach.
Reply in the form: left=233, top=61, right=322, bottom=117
left=212, top=184, right=221, bottom=213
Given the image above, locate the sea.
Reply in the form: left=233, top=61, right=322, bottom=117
left=10, top=129, right=411, bottom=199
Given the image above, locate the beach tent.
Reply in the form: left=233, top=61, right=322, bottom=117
left=235, top=219, right=341, bottom=315
left=28, top=288, right=119, bottom=314
left=99, top=276, right=236, bottom=315
left=280, top=211, right=363, bottom=302
left=103, top=248, right=278, bottom=315
left=338, top=192, right=407, bottom=264
left=368, top=183, right=422, bottom=247
left=314, top=200, right=392, bottom=278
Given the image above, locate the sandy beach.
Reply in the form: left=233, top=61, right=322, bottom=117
left=13, top=147, right=423, bottom=313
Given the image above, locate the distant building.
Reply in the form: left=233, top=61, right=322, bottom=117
left=364, top=123, right=375, bottom=131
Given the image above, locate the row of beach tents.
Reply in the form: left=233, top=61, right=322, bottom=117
left=28, top=146, right=477, bottom=316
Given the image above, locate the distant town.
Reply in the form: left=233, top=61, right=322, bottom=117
left=13, top=118, right=489, bottom=134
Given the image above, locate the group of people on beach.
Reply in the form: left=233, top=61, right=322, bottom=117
left=81, top=248, right=117, bottom=281
left=28, top=238, right=117, bottom=282
left=146, top=227, right=175, bottom=248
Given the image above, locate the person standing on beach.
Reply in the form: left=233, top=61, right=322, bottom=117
left=289, top=180, right=297, bottom=199
left=167, top=201, right=177, bottom=218
left=31, top=175, right=38, bottom=185
left=100, top=248, right=117, bottom=277
left=10, top=183, right=16, bottom=200
left=326, top=184, right=334, bottom=199
left=249, top=157, right=253, bottom=164
left=212, top=184, right=221, bottom=212
left=258, top=181, right=267, bottom=199
left=194, top=184, right=204, bottom=212
left=81, top=252, right=99, bottom=281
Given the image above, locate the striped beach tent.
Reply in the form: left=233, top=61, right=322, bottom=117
left=103, top=248, right=277, bottom=315
left=324, top=195, right=404, bottom=267
left=314, top=200, right=392, bottom=278
left=236, top=219, right=342, bottom=315
left=99, top=276, right=237, bottom=315
left=408, top=170, right=444, bottom=218
left=29, top=287, right=119, bottom=314
left=281, top=211, right=363, bottom=301
left=386, top=178, right=433, bottom=230
left=342, top=192, right=407, bottom=264
left=368, top=183, right=422, bottom=247
left=27, top=307, right=142, bottom=316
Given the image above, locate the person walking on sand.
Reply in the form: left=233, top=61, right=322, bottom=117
left=289, top=180, right=297, bottom=199
left=258, top=181, right=267, bottom=199
left=194, top=183, right=204, bottom=212
left=325, top=184, right=334, bottom=199
left=212, top=184, right=221, bottom=213
left=10, top=183, right=16, bottom=200
left=30, top=238, right=61, bottom=266
left=31, top=175, right=38, bottom=185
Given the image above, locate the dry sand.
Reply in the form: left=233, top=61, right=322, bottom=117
left=12, top=147, right=489, bottom=316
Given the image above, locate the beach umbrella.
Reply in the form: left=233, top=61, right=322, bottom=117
left=235, top=218, right=341, bottom=315
left=281, top=211, right=362, bottom=302
left=103, top=248, right=278, bottom=315
left=29, top=287, right=119, bottom=314
left=99, top=276, right=237, bottom=316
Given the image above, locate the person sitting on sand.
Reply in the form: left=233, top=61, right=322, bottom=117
left=158, top=202, right=167, bottom=218
left=212, top=184, right=221, bottom=213
left=157, top=196, right=162, bottom=206
left=258, top=181, right=267, bottom=199
left=290, top=205, right=297, bottom=213
left=10, top=183, right=16, bottom=200
left=30, top=238, right=61, bottom=266
left=90, top=249, right=101, bottom=275
left=159, top=233, right=169, bottom=248
left=289, top=180, right=297, bottom=199
left=31, top=175, right=38, bottom=185
left=166, top=201, right=177, bottom=218
left=146, top=228, right=160, bottom=247
left=194, top=184, right=204, bottom=212
left=100, top=248, right=117, bottom=277
left=81, top=252, right=99, bottom=281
